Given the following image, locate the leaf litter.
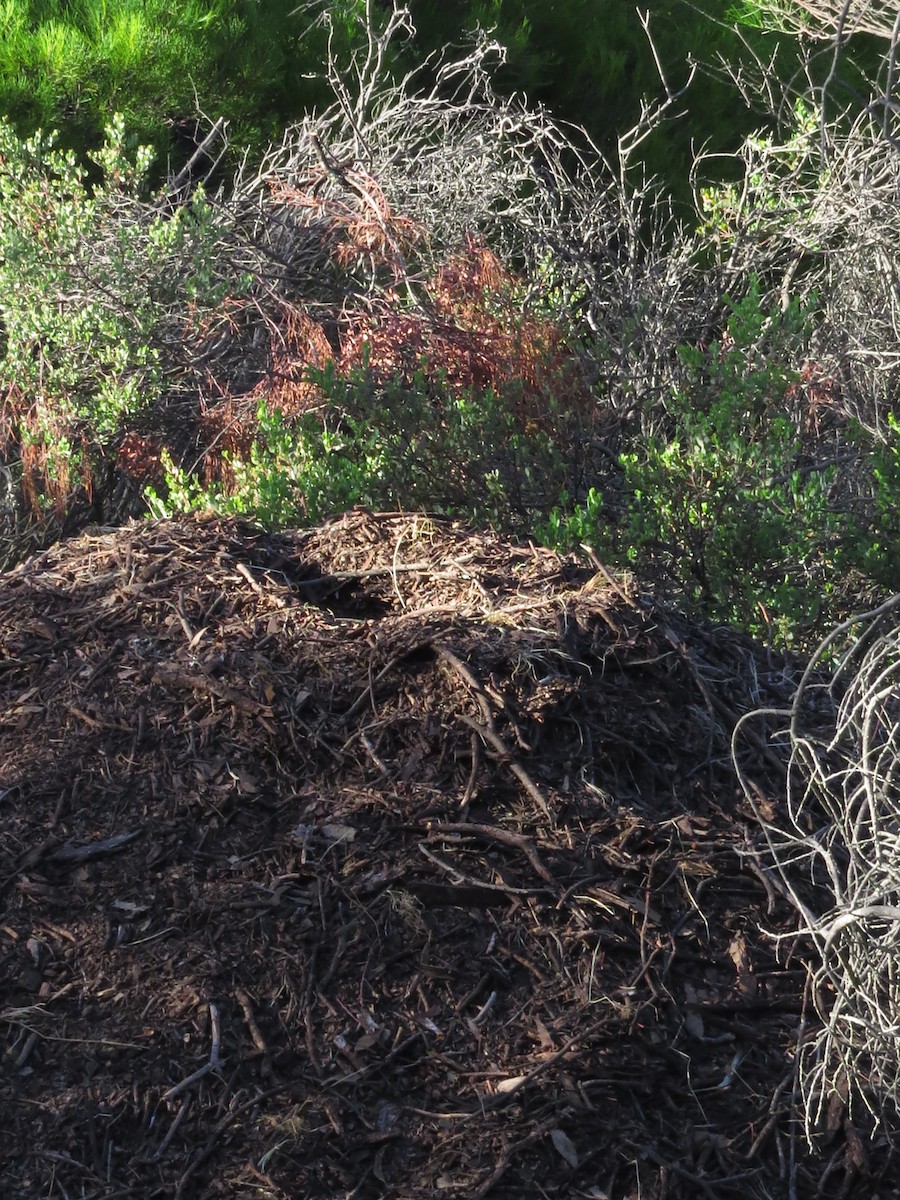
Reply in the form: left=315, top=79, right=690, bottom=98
left=0, top=510, right=893, bottom=1198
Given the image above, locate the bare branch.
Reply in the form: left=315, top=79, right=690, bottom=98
left=749, top=0, right=900, bottom=42
left=737, top=597, right=900, bottom=1139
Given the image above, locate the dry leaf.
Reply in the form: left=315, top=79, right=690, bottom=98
left=550, top=1128, right=579, bottom=1169
left=684, top=1011, right=705, bottom=1040
left=495, top=1075, right=526, bottom=1094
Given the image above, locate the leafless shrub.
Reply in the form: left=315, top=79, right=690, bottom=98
left=745, top=0, right=900, bottom=43
left=695, top=27, right=900, bottom=442
left=213, top=0, right=726, bottom=433
left=724, top=14, right=900, bottom=1132
left=736, top=597, right=900, bottom=1140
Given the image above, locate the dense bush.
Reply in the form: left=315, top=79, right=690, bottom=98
left=543, top=284, right=863, bottom=641
left=0, top=111, right=266, bottom=556
left=147, top=366, right=572, bottom=533
left=0, top=10, right=611, bottom=557
left=3, top=0, right=900, bottom=649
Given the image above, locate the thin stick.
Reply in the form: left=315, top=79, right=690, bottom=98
left=425, top=820, right=555, bottom=887
left=162, top=1003, right=223, bottom=1102
left=459, top=714, right=553, bottom=821
left=235, top=988, right=268, bottom=1055
left=153, top=1098, right=191, bottom=1160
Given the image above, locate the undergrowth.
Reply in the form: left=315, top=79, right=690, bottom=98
left=542, top=283, right=872, bottom=643
left=0, top=113, right=256, bottom=554
left=146, top=367, right=569, bottom=533
left=2, top=2, right=900, bottom=652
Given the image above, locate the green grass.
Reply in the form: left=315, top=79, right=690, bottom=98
left=0, top=0, right=360, bottom=165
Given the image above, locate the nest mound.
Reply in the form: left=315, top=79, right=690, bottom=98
left=0, top=511, right=888, bottom=1198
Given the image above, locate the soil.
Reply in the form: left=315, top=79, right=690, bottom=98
left=0, top=510, right=892, bottom=1198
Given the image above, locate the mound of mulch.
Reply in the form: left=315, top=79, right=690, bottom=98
left=0, top=511, right=890, bottom=1198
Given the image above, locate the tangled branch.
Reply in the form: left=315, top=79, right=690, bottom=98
left=737, top=596, right=900, bottom=1139
left=746, top=0, right=900, bottom=42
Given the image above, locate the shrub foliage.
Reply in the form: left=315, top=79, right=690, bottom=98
left=0, top=0, right=358, bottom=162
left=1, top=0, right=900, bottom=647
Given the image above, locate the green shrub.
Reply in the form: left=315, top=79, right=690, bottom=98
left=145, top=362, right=571, bottom=532
left=542, top=283, right=858, bottom=643
left=0, top=114, right=250, bottom=525
left=0, top=1, right=362, bottom=166
left=146, top=400, right=393, bottom=530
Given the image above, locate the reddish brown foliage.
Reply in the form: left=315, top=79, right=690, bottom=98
left=1, top=172, right=592, bottom=518
left=196, top=396, right=256, bottom=489
left=338, top=239, right=591, bottom=435
left=785, top=359, right=845, bottom=436
left=268, top=169, right=425, bottom=281
left=116, top=431, right=164, bottom=486
left=248, top=303, right=335, bottom=417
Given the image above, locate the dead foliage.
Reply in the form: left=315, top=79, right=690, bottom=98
left=0, top=510, right=893, bottom=1198
left=337, top=239, right=591, bottom=437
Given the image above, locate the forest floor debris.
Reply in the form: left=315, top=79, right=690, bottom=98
left=0, top=510, right=892, bottom=1198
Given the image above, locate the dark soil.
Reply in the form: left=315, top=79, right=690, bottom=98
left=0, top=510, right=891, bottom=1198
